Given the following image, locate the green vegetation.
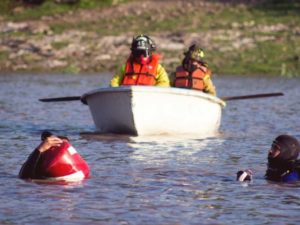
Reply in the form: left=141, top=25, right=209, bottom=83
left=208, top=30, right=300, bottom=76
left=51, top=41, right=69, bottom=50
left=0, top=0, right=130, bottom=21
left=63, top=63, right=80, bottom=74
left=0, top=0, right=299, bottom=76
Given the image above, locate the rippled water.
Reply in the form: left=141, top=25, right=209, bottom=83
left=0, top=74, right=300, bottom=225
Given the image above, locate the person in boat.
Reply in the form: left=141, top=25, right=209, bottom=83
left=172, top=44, right=216, bottom=96
left=265, top=134, right=300, bottom=182
left=19, top=131, right=89, bottom=180
left=110, top=34, right=170, bottom=87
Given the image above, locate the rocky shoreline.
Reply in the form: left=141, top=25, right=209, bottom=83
left=0, top=1, right=299, bottom=75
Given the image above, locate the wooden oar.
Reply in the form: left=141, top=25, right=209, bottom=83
left=39, top=96, right=81, bottom=102
left=39, top=92, right=284, bottom=102
left=220, top=92, right=284, bottom=101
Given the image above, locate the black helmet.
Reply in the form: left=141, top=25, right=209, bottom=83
left=272, top=135, right=300, bottom=161
left=131, top=35, right=156, bottom=55
left=130, top=35, right=156, bottom=64
left=131, top=35, right=156, bottom=51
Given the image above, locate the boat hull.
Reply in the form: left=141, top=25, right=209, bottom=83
left=81, top=86, right=225, bottom=136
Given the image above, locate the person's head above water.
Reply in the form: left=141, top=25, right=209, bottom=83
left=265, top=134, right=300, bottom=182
left=268, top=134, right=300, bottom=162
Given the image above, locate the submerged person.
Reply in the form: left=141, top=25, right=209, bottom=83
left=237, top=134, right=300, bottom=183
left=173, top=44, right=216, bottom=96
left=19, top=131, right=90, bottom=181
left=110, top=34, right=170, bottom=87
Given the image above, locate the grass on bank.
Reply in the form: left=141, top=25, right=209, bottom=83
left=0, top=0, right=130, bottom=21
left=210, top=41, right=300, bottom=76
left=0, top=0, right=299, bottom=76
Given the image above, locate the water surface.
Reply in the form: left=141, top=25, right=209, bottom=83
left=0, top=74, right=300, bottom=225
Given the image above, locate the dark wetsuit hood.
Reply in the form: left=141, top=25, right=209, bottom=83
left=271, top=135, right=300, bottom=161
left=266, top=135, right=300, bottom=181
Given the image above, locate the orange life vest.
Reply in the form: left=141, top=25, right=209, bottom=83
left=174, top=66, right=210, bottom=91
left=122, top=53, right=160, bottom=86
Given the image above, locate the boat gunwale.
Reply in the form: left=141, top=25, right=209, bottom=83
left=81, top=86, right=225, bottom=107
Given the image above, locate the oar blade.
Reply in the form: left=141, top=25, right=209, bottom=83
left=221, top=92, right=284, bottom=101
left=39, top=96, right=81, bottom=102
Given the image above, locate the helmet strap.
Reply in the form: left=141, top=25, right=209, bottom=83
left=139, top=55, right=150, bottom=65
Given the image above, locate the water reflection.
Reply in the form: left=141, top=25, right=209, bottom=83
left=128, top=137, right=224, bottom=163
left=1, top=74, right=300, bottom=225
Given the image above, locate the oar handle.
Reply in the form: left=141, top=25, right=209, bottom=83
left=221, top=92, right=284, bottom=101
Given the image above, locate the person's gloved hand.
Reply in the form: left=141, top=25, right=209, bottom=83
left=236, top=169, right=253, bottom=182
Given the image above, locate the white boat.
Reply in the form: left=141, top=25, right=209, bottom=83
left=81, top=86, right=225, bottom=136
